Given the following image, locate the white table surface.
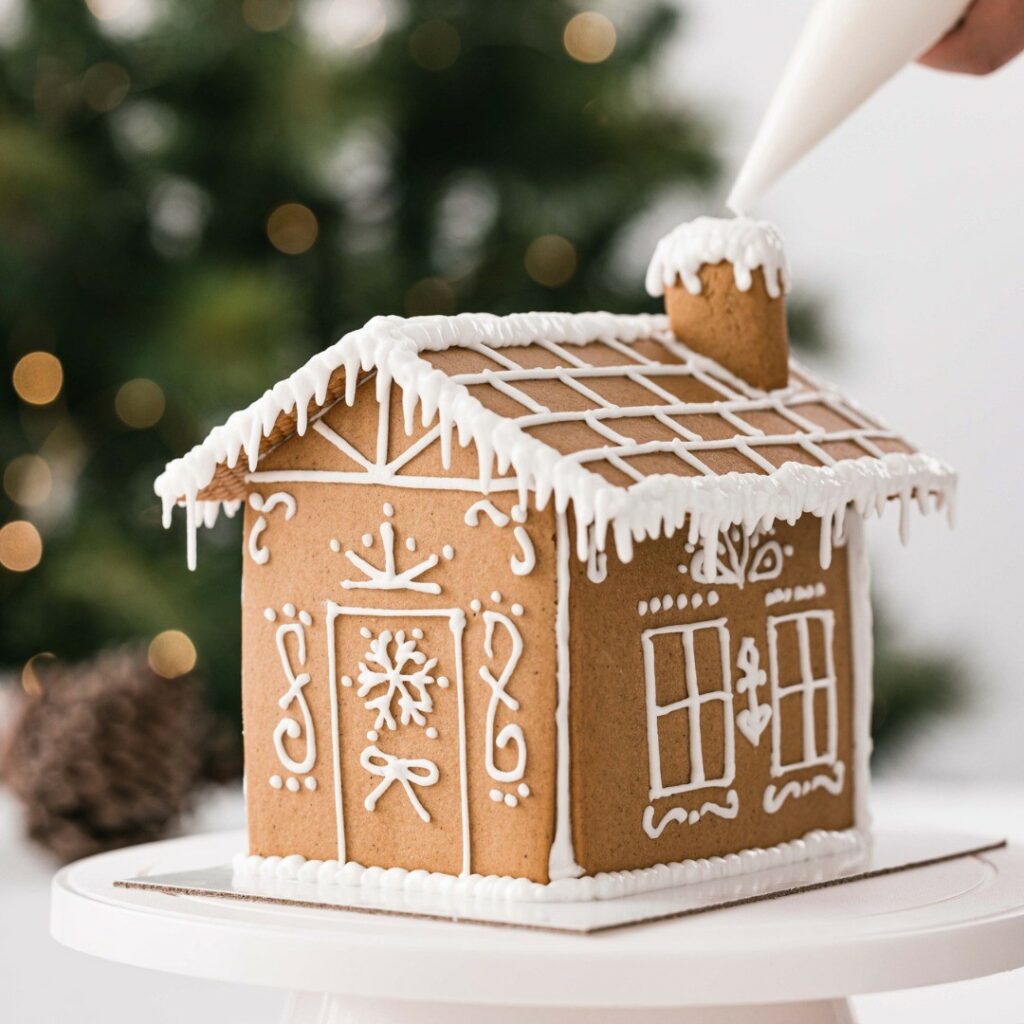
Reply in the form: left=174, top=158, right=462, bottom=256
left=4, top=780, right=1024, bottom=1023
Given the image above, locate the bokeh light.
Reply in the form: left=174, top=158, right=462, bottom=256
left=12, top=351, right=63, bottom=405
left=404, top=277, right=456, bottom=316
left=266, top=202, right=319, bottom=255
left=0, top=520, right=43, bottom=572
left=21, top=653, right=56, bottom=697
left=81, top=61, right=130, bottom=112
left=115, top=377, right=166, bottom=428
left=409, top=20, right=460, bottom=70
left=84, top=0, right=134, bottom=21
left=324, top=0, right=387, bottom=50
left=242, top=0, right=293, bottom=32
left=524, top=234, right=578, bottom=287
left=3, top=455, right=53, bottom=508
left=148, top=630, right=198, bottom=679
left=563, top=11, right=616, bottom=64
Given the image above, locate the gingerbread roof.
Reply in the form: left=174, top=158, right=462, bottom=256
left=155, top=311, right=955, bottom=569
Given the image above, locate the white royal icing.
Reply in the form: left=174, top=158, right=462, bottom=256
left=645, top=216, right=791, bottom=299
left=233, top=826, right=864, bottom=903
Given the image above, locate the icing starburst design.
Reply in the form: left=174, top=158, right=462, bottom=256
left=357, top=629, right=440, bottom=731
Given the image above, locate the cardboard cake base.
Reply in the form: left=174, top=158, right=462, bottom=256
left=115, top=829, right=1005, bottom=934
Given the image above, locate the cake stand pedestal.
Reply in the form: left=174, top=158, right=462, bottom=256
left=51, top=831, right=1024, bottom=1024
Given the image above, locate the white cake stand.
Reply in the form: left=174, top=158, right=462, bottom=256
left=51, top=830, right=1024, bottom=1024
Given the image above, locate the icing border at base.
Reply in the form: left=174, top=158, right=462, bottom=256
left=233, top=827, right=866, bottom=903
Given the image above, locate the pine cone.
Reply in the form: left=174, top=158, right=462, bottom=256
left=1, top=645, right=207, bottom=862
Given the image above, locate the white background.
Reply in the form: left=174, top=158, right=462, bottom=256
left=659, top=0, right=1024, bottom=781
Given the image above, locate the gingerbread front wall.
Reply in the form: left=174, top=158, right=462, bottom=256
left=567, top=515, right=857, bottom=875
left=241, top=387, right=560, bottom=881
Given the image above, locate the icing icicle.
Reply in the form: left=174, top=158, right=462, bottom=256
left=645, top=216, right=791, bottom=298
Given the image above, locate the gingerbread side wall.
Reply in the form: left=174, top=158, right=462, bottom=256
left=240, top=385, right=560, bottom=882
left=566, top=515, right=858, bottom=875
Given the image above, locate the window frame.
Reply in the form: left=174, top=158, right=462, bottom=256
left=641, top=617, right=736, bottom=801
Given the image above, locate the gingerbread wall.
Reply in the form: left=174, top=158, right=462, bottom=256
left=566, top=514, right=857, bottom=875
left=240, top=384, right=561, bottom=881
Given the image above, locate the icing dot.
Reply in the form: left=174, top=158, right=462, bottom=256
left=341, top=675, right=353, bottom=688
left=707, top=591, right=719, bottom=606
left=650, top=597, right=662, bottom=613
left=511, top=603, right=524, bottom=617
left=469, top=599, right=481, bottom=613
left=383, top=502, right=394, bottom=517
left=264, top=608, right=276, bottom=621
left=362, top=533, right=373, bottom=548
left=286, top=777, right=300, bottom=792
left=329, top=538, right=341, bottom=553
left=437, top=676, right=449, bottom=689
left=426, top=726, right=438, bottom=739
left=688, top=809, right=700, bottom=825
left=685, top=543, right=695, bottom=553
left=489, top=789, right=502, bottom=803
left=412, top=627, right=424, bottom=640
left=511, top=505, right=527, bottom=523
left=677, top=563, right=688, bottom=574
left=360, top=627, right=372, bottom=639
left=692, top=593, right=703, bottom=609
left=504, top=793, right=518, bottom=808
left=677, top=593, right=688, bottom=608
left=517, top=783, right=530, bottom=798
left=283, top=602, right=296, bottom=617
left=442, top=545, right=454, bottom=560
left=406, top=537, right=417, bottom=552
left=269, top=775, right=283, bottom=789
left=304, top=777, right=317, bottom=791
left=490, top=591, right=502, bottom=603
left=637, top=600, right=648, bottom=616
left=784, top=545, right=794, bottom=557
left=367, top=729, right=378, bottom=741
left=299, top=610, right=313, bottom=626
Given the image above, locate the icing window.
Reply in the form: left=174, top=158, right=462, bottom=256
left=641, top=619, right=735, bottom=799
left=766, top=610, right=838, bottom=776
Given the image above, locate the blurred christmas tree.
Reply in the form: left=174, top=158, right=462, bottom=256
left=0, top=0, right=957, bottom=762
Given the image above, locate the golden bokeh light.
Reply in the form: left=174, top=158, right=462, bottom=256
left=12, top=351, right=63, bottom=406
left=115, top=378, right=166, bottom=429
left=409, top=20, right=461, bottom=71
left=148, top=630, right=198, bottom=679
left=404, top=277, right=456, bottom=316
left=3, top=455, right=53, bottom=508
left=563, top=11, right=616, bottom=64
left=242, top=0, right=293, bottom=32
left=266, top=202, right=319, bottom=255
left=524, top=234, right=578, bottom=287
left=21, top=652, right=56, bottom=697
left=82, top=62, right=131, bottom=113
left=0, top=520, right=43, bottom=572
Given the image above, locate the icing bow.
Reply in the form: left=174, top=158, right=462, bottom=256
left=360, top=745, right=439, bottom=823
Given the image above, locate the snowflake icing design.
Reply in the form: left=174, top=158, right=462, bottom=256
left=357, top=629, right=439, bottom=731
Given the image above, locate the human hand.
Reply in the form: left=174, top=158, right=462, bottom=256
left=917, top=0, right=1024, bottom=75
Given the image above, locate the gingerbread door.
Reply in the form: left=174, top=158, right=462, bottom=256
left=326, top=603, right=469, bottom=875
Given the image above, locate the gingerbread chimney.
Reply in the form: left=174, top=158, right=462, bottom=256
left=645, top=216, right=790, bottom=391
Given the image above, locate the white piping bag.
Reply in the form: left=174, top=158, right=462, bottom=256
left=728, top=0, right=973, bottom=214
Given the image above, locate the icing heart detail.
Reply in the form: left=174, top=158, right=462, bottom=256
left=737, top=703, right=771, bottom=746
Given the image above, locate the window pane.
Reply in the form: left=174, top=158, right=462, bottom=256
left=813, top=685, right=832, bottom=761
left=774, top=620, right=803, bottom=686
left=699, top=699, right=728, bottom=782
left=649, top=632, right=687, bottom=706
left=778, top=692, right=805, bottom=767
left=807, top=616, right=829, bottom=678
left=656, top=709, right=692, bottom=790
left=692, top=626, right=726, bottom=695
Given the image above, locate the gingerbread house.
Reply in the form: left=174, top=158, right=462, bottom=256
left=156, top=218, right=955, bottom=900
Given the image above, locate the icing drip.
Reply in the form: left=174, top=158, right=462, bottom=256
left=234, top=827, right=865, bottom=903
left=154, top=312, right=956, bottom=574
left=645, top=216, right=791, bottom=299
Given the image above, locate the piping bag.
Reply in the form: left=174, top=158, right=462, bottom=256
left=728, top=0, right=973, bottom=214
